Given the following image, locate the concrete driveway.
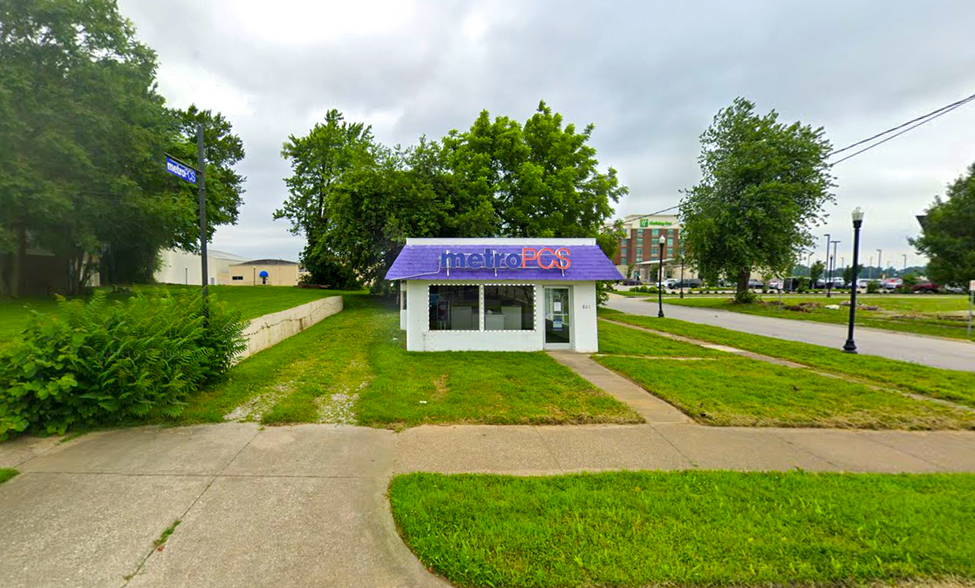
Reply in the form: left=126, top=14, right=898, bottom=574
left=607, top=294, right=975, bottom=372
left=0, top=424, right=446, bottom=588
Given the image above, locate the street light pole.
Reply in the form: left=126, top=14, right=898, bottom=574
left=657, top=235, right=666, bottom=318
left=876, top=249, right=883, bottom=279
left=902, top=254, right=907, bottom=271
left=679, top=256, right=685, bottom=299
left=828, top=240, right=840, bottom=297
left=844, top=208, right=864, bottom=353
left=823, top=234, right=830, bottom=292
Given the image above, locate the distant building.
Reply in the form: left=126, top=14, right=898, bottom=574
left=155, top=248, right=248, bottom=286
left=611, top=214, right=690, bottom=282
left=226, top=259, right=302, bottom=286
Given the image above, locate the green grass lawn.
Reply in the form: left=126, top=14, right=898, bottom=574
left=597, top=321, right=722, bottom=357
left=664, top=294, right=974, bottom=341
left=599, top=308, right=975, bottom=409
left=137, top=284, right=350, bottom=321
left=183, top=296, right=641, bottom=428
left=0, top=468, right=17, bottom=486
left=390, top=471, right=975, bottom=588
left=595, top=355, right=975, bottom=429
left=0, top=285, right=350, bottom=345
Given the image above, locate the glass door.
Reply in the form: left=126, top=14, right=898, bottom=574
left=544, top=287, right=571, bottom=346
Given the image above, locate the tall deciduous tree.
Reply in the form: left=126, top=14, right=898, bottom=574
left=0, top=0, right=246, bottom=295
left=681, top=98, right=835, bottom=302
left=909, top=162, right=975, bottom=287
left=444, top=101, right=626, bottom=238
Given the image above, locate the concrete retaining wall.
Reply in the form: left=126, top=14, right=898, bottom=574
left=238, top=295, right=343, bottom=361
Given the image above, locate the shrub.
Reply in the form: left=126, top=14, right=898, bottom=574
left=735, top=289, right=758, bottom=304
left=866, top=281, right=880, bottom=294
left=0, top=290, right=245, bottom=439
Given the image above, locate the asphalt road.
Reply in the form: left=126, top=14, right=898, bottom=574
left=606, top=294, right=975, bottom=372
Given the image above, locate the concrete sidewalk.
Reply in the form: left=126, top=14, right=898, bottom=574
left=3, top=421, right=975, bottom=587
left=0, top=424, right=447, bottom=588
left=606, top=294, right=975, bottom=372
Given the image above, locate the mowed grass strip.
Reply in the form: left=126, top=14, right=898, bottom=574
left=356, top=307, right=641, bottom=428
left=597, top=321, right=721, bottom=357
left=596, top=355, right=975, bottom=429
left=390, top=471, right=975, bottom=588
left=185, top=296, right=640, bottom=428
left=0, top=468, right=17, bottom=486
left=599, top=308, right=975, bottom=408
left=664, top=294, right=974, bottom=340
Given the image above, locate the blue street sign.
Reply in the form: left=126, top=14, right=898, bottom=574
left=166, top=156, right=197, bottom=185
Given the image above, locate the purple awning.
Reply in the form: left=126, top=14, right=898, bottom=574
left=385, top=244, right=624, bottom=281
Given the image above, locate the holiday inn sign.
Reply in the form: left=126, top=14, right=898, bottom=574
left=639, top=219, right=673, bottom=227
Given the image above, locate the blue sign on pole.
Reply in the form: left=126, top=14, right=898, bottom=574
left=165, top=156, right=197, bottom=185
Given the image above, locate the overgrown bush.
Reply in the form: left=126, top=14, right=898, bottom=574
left=866, top=281, right=880, bottom=294
left=735, top=289, right=758, bottom=304
left=0, top=291, right=245, bottom=439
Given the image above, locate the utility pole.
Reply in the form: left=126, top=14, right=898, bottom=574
left=876, top=249, right=883, bottom=279
left=197, top=124, right=208, bottom=300
left=902, top=254, right=907, bottom=271
left=823, top=234, right=830, bottom=291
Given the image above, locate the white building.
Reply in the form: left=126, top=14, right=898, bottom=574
left=154, top=248, right=247, bottom=286
left=386, top=238, right=623, bottom=352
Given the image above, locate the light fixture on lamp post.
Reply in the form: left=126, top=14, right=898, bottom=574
left=657, top=235, right=666, bottom=318
left=844, top=208, right=864, bottom=353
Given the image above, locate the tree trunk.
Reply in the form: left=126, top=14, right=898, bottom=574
left=735, top=267, right=751, bottom=303
left=736, top=268, right=749, bottom=295
left=10, top=225, right=26, bottom=299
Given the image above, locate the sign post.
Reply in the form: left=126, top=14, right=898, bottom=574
left=968, top=280, right=974, bottom=339
left=197, top=124, right=208, bottom=301
left=163, top=123, right=207, bottom=303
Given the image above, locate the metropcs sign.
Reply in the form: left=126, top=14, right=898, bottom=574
left=440, top=248, right=572, bottom=270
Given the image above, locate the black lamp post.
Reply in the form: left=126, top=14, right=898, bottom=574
left=679, top=255, right=685, bottom=299
left=657, top=235, right=666, bottom=318
left=843, top=207, right=864, bottom=353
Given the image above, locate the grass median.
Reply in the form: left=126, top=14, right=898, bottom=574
left=599, top=308, right=975, bottom=408
left=597, top=321, right=721, bottom=357
left=184, top=296, right=640, bottom=428
left=595, top=355, right=975, bottom=429
left=390, top=470, right=975, bottom=588
left=664, top=294, right=974, bottom=341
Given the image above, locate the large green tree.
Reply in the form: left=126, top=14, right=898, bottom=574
left=278, top=103, right=626, bottom=291
left=680, top=97, right=835, bottom=302
left=0, top=0, right=246, bottom=295
left=909, top=163, right=975, bottom=287
left=444, top=101, right=626, bottom=238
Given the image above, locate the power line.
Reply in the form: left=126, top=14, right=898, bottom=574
left=830, top=97, right=974, bottom=166
left=828, top=90, right=975, bottom=164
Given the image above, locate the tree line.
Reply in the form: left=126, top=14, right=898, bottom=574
left=0, top=0, right=245, bottom=297
left=274, top=103, right=627, bottom=292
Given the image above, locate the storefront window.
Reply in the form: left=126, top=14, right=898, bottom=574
left=429, top=285, right=479, bottom=330
left=483, top=285, right=535, bottom=331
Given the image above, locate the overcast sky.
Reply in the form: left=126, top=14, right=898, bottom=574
left=119, top=0, right=975, bottom=270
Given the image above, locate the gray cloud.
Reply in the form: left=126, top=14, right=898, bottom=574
left=119, top=0, right=975, bottom=268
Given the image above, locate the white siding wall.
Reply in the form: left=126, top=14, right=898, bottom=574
left=403, top=280, right=599, bottom=352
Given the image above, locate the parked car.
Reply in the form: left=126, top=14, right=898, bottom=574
left=747, top=279, right=764, bottom=289
left=881, top=277, right=903, bottom=290
left=621, top=278, right=641, bottom=286
left=767, top=278, right=786, bottom=290
left=912, top=282, right=939, bottom=293
left=663, top=278, right=678, bottom=289
left=856, top=278, right=877, bottom=289
left=676, top=278, right=702, bottom=289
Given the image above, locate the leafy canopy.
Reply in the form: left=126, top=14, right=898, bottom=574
left=680, top=97, right=835, bottom=300
left=910, top=162, right=975, bottom=287
left=276, top=102, right=626, bottom=292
